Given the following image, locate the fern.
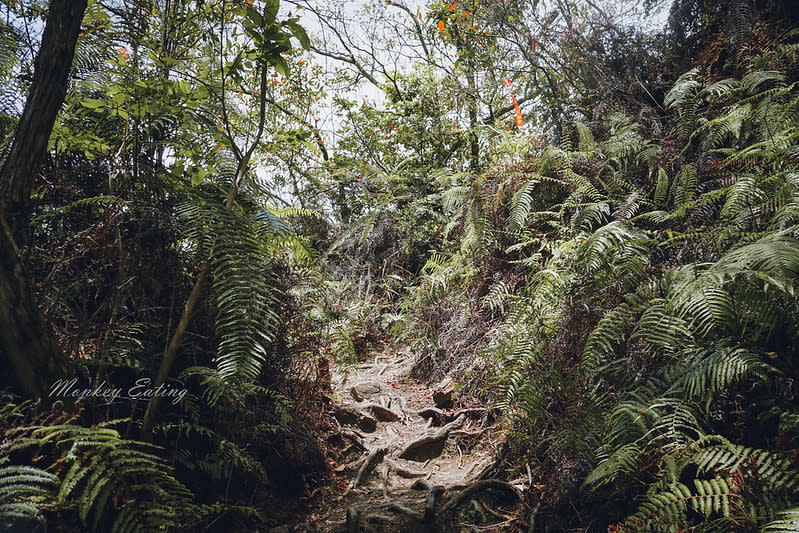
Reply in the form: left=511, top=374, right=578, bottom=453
left=652, top=167, right=671, bottom=209
left=178, top=197, right=284, bottom=382
left=582, top=301, right=637, bottom=372
left=2, top=423, right=202, bottom=532
left=508, top=176, right=541, bottom=232
left=670, top=347, right=773, bottom=408
left=674, top=164, right=699, bottom=206
left=0, top=465, right=58, bottom=527
left=763, top=509, right=799, bottom=533
left=575, top=221, right=651, bottom=276
left=665, top=69, right=705, bottom=141
left=574, top=120, right=597, bottom=153
left=629, top=300, right=693, bottom=352
left=624, top=436, right=799, bottom=531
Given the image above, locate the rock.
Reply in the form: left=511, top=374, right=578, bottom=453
left=364, top=403, right=401, bottom=422
left=432, top=376, right=456, bottom=408
left=416, top=407, right=446, bottom=425
left=356, top=413, right=378, bottom=433
left=398, top=433, right=448, bottom=462
left=334, top=406, right=377, bottom=433
left=351, top=381, right=382, bottom=401
left=398, top=414, right=465, bottom=462
left=333, top=405, right=360, bottom=426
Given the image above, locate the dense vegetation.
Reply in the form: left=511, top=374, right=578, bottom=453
left=1, top=0, right=798, bottom=531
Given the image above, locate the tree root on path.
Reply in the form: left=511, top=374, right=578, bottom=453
left=346, top=446, right=388, bottom=494
left=450, top=426, right=494, bottom=438
left=342, top=429, right=368, bottom=451
left=415, top=407, right=497, bottom=426
left=386, top=458, right=427, bottom=479
left=397, top=414, right=465, bottom=461
left=347, top=478, right=520, bottom=530
left=378, top=483, right=444, bottom=523
left=346, top=507, right=360, bottom=533
left=443, top=479, right=521, bottom=511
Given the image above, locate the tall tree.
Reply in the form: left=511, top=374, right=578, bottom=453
left=0, top=0, right=88, bottom=397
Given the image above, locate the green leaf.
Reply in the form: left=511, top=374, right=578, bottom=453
left=244, top=6, right=263, bottom=28
left=270, top=55, right=290, bottom=77
left=81, top=98, right=104, bottom=109
left=190, top=168, right=208, bottom=186
left=286, top=19, right=310, bottom=50
left=225, top=51, right=244, bottom=78
left=263, top=0, right=280, bottom=25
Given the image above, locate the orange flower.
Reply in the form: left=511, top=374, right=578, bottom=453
left=438, top=20, right=445, bottom=33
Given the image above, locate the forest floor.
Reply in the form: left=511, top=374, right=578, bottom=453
left=296, top=348, right=531, bottom=533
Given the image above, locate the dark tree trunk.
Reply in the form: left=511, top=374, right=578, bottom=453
left=0, top=221, right=70, bottom=397
left=1, top=0, right=88, bottom=233
left=0, top=0, right=88, bottom=398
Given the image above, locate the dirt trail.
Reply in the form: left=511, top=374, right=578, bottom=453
left=301, top=349, right=528, bottom=533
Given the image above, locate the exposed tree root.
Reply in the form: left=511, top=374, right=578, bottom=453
left=423, top=485, right=445, bottom=522
left=397, top=414, right=465, bottom=461
left=386, top=458, right=427, bottom=479
left=347, top=446, right=388, bottom=493
left=327, top=351, right=514, bottom=532
left=349, top=477, right=520, bottom=530
left=362, top=513, right=392, bottom=524
left=342, top=428, right=367, bottom=451
left=450, top=426, right=494, bottom=438
left=415, top=407, right=496, bottom=426
left=443, top=479, right=521, bottom=511
left=381, top=501, right=423, bottom=521
left=346, top=506, right=360, bottom=533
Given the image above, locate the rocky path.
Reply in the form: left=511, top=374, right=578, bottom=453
left=302, top=350, right=529, bottom=533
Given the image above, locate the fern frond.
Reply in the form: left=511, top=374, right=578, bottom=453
left=763, top=508, right=799, bottom=533
left=575, top=221, right=650, bottom=275
left=0, top=465, right=58, bottom=526
left=508, top=177, right=541, bottom=232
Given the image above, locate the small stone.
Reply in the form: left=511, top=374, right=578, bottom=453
left=432, top=376, right=456, bottom=408
left=333, top=406, right=359, bottom=426
left=356, top=413, right=378, bottom=433
left=416, top=407, right=446, bottom=425
left=333, top=406, right=377, bottom=433
left=351, top=381, right=382, bottom=401
left=364, top=403, right=401, bottom=422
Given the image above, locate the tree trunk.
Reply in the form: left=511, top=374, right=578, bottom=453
left=0, top=0, right=88, bottom=235
left=0, top=219, right=70, bottom=397
left=0, top=0, right=88, bottom=398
